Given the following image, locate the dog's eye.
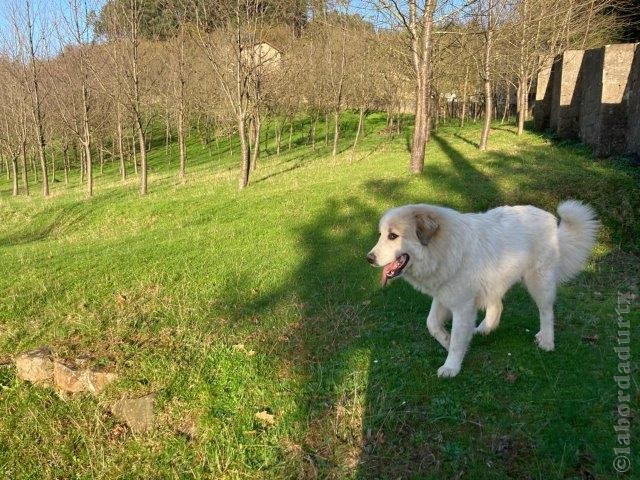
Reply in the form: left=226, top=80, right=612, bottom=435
left=388, top=232, right=398, bottom=240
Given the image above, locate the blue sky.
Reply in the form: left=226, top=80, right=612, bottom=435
left=0, top=0, right=467, bottom=55
left=0, top=0, right=106, bottom=55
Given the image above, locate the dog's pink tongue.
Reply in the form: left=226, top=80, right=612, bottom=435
left=380, top=262, right=395, bottom=287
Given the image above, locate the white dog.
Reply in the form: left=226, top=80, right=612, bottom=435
left=367, top=201, right=599, bottom=377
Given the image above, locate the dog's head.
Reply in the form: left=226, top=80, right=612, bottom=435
left=367, top=205, right=440, bottom=286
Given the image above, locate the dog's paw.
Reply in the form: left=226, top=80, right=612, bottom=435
left=437, top=364, right=461, bottom=378
left=535, top=331, right=555, bottom=351
left=474, top=321, right=490, bottom=335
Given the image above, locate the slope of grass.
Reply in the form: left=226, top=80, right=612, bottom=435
left=1, top=114, right=639, bottom=479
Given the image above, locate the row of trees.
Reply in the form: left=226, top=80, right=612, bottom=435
left=0, top=0, right=630, bottom=196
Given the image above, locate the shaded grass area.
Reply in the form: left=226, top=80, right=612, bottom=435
left=0, top=113, right=639, bottom=479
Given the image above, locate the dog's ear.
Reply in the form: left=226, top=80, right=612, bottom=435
left=415, top=212, right=439, bottom=246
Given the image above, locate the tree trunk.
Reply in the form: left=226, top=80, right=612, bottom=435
left=311, top=114, right=317, bottom=151
left=352, top=106, right=366, bottom=150
left=20, top=142, right=29, bottom=195
left=26, top=0, right=49, bottom=197
left=135, top=118, right=147, bottom=195
left=432, top=91, right=439, bottom=132
left=409, top=0, right=436, bottom=174
left=11, top=157, right=18, bottom=196
left=80, top=147, right=84, bottom=184
left=165, top=106, right=171, bottom=162
left=479, top=80, right=492, bottom=150
left=84, top=141, right=92, bottom=196
left=178, top=22, right=187, bottom=181
left=63, top=145, right=69, bottom=185
left=238, top=114, right=251, bottom=189
left=99, top=141, right=104, bottom=174
left=251, top=113, right=261, bottom=172
left=50, top=151, right=55, bottom=183
left=479, top=0, right=494, bottom=151
left=517, top=77, right=526, bottom=135
left=248, top=117, right=255, bottom=151
left=324, top=113, right=329, bottom=146
left=411, top=80, right=429, bottom=173
left=524, top=82, right=530, bottom=120
left=275, top=119, right=282, bottom=156
left=502, top=81, right=511, bottom=124
left=178, top=105, right=186, bottom=181
left=332, top=110, right=340, bottom=157
left=288, top=118, right=293, bottom=151
left=31, top=152, right=38, bottom=182
left=117, top=114, right=126, bottom=181
left=132, top=133, right=138, bottom=175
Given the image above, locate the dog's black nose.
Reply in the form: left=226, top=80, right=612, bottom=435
left=366, top=252, right=376, bottom=264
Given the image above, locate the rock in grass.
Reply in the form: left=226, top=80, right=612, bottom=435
left=53, top=361, right=86, bottom=393
left=53, top=361, right=118, bottom=395
left=111, top=394, right=155, bottom=433
left=15, top=347, right=54, bottom=384
left=254, top=410, right=276, bottom=427
left=85, top=370, right=118, bottom=394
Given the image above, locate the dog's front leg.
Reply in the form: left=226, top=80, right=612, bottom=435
left=437, top=301, right=476, bottom=378
left=426, top=298, right=451, bottom=351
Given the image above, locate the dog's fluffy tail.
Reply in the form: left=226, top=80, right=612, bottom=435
left=556, top=200, right=599, bottom=282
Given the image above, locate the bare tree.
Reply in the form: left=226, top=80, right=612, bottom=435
left=105, top=0, right=157, bottom=195
left=377, top=0, right=437, bottom=173
left=478, top=0, right=494, bottom=151
left=9, top=0, right=51, bottom=196
left=193, top=0, right=273, bottom=189
left=0, top=61, right=26, bottom=196
left=52, top=0, right=98, bottom=195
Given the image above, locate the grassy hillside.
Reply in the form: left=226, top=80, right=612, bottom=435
left=1, top=114, right=639, bottom=479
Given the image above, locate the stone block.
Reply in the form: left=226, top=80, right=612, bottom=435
left=15, top=347, right=53, bottom=384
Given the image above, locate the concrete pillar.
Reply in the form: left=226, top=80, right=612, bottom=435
left=597, top=43, right=637, bottom=156
left=578, top=48, right=605, bottom=148
left=577, top=44, right=636, bottom=156
left=534, top=56, right=555, bottom=130
left=551, top=50, right=585, bottom=139
left=625, top=44, right=640, bottom=158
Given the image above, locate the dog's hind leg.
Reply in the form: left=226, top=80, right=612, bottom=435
left=524, top=269, right=557, bottom=351
left=437, top=301, right=476, bottom=378
left=427, top=298, right=451, bottom=351
left=475, top=300, right=503, bottom=335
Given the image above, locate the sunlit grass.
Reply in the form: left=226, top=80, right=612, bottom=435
left=1, top=114, right=638, bottom=478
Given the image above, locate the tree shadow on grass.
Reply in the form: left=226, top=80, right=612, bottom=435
left=259, top=191, right=447, bottom=477
left=205, top=125, right=639, bottom=478
left=453, top=132, right=479, bottom=148
left=0, top=201, right=88, bottom=248
left=431, top=133, right=504, bottom=211
left=272, top=181, right=542, bottom=478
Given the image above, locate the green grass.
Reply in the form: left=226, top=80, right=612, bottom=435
left=1, top=113, right=639, bottom=479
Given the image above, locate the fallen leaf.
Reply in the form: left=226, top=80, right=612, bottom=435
left=232, top=344, right=256, bottom=356
left=255, top=410, right=276, bottom=426
left=582, top=333, right=599, bottom=344
left=505, top=372, right=518, bottom=384
left=108, top=424, right=127, bottom=443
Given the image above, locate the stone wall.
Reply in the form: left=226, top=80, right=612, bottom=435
left=534, top=43, right=640, bottom=158
left=626, top=45, right=640, bottom=157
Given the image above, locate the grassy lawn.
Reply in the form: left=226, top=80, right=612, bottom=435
left=1, top=113, right=639, bottom=479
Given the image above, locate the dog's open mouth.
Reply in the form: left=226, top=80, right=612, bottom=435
left=381, top=254, right=410, bottom=287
